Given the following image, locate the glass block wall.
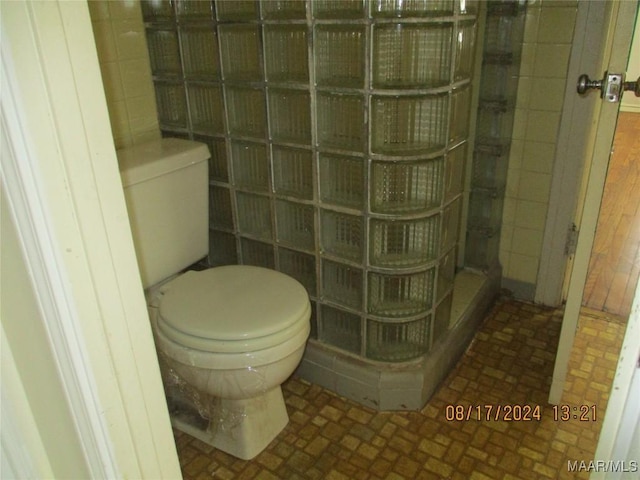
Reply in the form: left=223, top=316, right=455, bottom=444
left=465, top=1, right=526, bottom=269
left=141, top=0, right=478, bottom=362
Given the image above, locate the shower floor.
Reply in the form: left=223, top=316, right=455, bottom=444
left=174, top=298, right=624, bottom=479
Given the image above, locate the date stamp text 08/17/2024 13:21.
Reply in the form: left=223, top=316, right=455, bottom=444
left=444, top=404, right=597, bottom=422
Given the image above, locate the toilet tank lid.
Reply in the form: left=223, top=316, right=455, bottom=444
left=117, top=138, right=209, bottom=187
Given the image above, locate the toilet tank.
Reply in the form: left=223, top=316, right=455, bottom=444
left=118, top=138, right=210, bottom=288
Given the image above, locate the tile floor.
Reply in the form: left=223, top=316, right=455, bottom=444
left=174, top=297, right=626, bottom=479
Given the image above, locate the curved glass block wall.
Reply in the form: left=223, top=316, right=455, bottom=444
left=142, top=0, right=478, bottom=363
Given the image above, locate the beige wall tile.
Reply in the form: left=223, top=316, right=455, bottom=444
left=516, top=171, right=551, bottom=203
left=533, top=44, right=572, bottom=78
left=108, top=0, right=143, bottom=20
left=506, top=253, right=539, bottom=284
left=519, top=44, right=537, bottom=77
left=522, top=141, right=555, bottom=174
left=537, top=7, right=577, bottom=44
left=87, top=0, right=110, bottom=21
left=89, top=0, right=160, bottom=149
left=529, top=78, right=567, bottom=112
left=514, top=200, right=548, bottom=231
left=511, top=227, right=544, bottom=256
left=506, top=167, right=521, bottom=199
left=120, top=58, right=155, bottom=99
left=524, top=111, right=560, bottom=143
left=113, top=20, right=148, bottom=61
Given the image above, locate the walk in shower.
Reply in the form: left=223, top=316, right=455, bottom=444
left=141, top=0, right=522, bottom=409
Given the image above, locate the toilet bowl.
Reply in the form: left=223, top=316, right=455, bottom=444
left=117, top=138, right=311, bottom=460
left=147, top=265, right=311, bottom=460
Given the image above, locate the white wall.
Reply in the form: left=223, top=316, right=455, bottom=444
left=621, top=11, right=639, bottom=113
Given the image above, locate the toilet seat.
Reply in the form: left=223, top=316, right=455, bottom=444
left=157, top=266, right=310, bottom=353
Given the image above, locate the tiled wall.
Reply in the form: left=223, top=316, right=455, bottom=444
left=500, top=0, right=578, bottom=298
left=88, top=0, right=160, bottom=148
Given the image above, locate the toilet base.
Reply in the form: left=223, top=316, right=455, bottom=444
left=169, top=387, right=289, bottom=460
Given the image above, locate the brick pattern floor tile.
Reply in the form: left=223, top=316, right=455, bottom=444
left=174, top=298, right=626, bottom=479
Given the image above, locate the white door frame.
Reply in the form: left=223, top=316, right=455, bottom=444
left=0, top=2, right=181, bottom=477
left=546, top=0, right=637, bottom=403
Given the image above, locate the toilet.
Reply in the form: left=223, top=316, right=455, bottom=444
left=117, top=138, right=311, bottom=460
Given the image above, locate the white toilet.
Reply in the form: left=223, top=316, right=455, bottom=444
left=118, top=138, right=311, bottom=460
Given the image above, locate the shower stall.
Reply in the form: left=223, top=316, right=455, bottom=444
left=141, top=0, right=524, bottom=410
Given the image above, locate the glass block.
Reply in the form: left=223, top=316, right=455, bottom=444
left=226, top=87, right=266, bottom=138
left=215, top=0, right=258, bottom=20
left=371, top=157, right=444, bottom=213
left=315, top=26, right=365, bottom=88
left=181, top=27, right=219, bottom=80
left=231, top=141, right=269, bottom=191
left=209, top=230, right=238, bottom=266
left=454, top=20, right=476, bottom=82
left=369, top=216, right=439, bottom=268
left=262, top=0, right=306, bottom=19
left=141, top=0, right=174, bottom=20
left=236, top=192, right=272, bottom=240
left=264, top=26, right=308, bottom=83
left=437, top=246, right=456, bottom=302
left=268, top=89, right=311, bottom=144
left=440, top=198, right=461, bottom=252
left=176, top=0, right=214, bottom=19
left=484, top=12, right=524, bottom=57
left=480, top=64, right=519, bottom=103
left=444, top=143, right=466, bottom=203
left=319, top=154, right=365, bottom=209
left=371, top=0, right=454, bottom=17
left=278, top=247, right=317, bottom=296
left=241, top=237, right=274, bottom=269
left=322, top=260, right=363, bottom=309
left=188, top=84, right=224, bottom=135
left=371, top=94, right=448, bottom=155
left=366, top=316, right=430, bottom=362
left=320, top=210, right=363, bottom=262
left=193, top=135, right=228, bottom=182
left=476, top=102, right=515, bottom=142
left=368, top=269, right=434, bottom=317
left=313, top=0, right=364, bottom=19
left=373, top=23, right=452, bottom=89
left=155, top=81, right=188, bottom=129
left=209, top=186, right=233, bottom=229
left=465, top=227, right=500, bottom=268
left=472, top=146, right=508, bottom=190
left=459, top=0, right=478, bottom=15
left=219, top=25, right=262, bottom=82
left=309, top=301, right=318, bottom=339
left=273, top=146, right=313, bottom=200
left=467, top=188, right=503, bottom=230
left=433, top=292, right=452, bottom=342
left=146, top=28, right=181, bottom=77
left=317, top=93, right=364, bottom=152
left=276, top=200, right=315, bottom=251
left=319, top=305, right=361, bottom=355
left=449, top=86, right=471, bottom=145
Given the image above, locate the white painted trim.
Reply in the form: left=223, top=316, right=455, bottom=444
left=0, top=12, right=118, bottom=477
left=620, top=105, right=640, bottom=114
left=548, top=0, right=638, bottom=405
left=594, top=286, right=640, bottom=478
left=536, top=0, right=608, bottom=307
left=1, top=1, right=181, bottom=477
